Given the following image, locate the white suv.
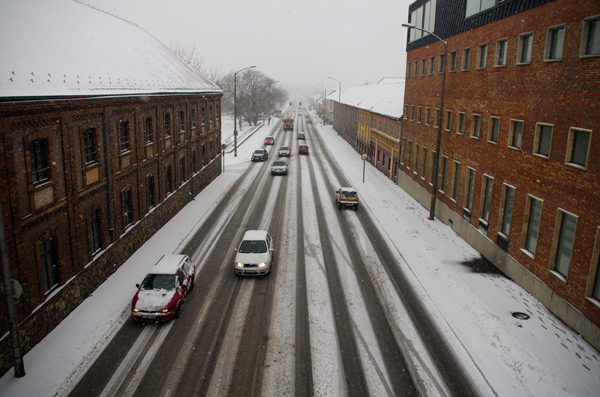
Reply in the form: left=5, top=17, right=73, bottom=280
left=234, top=230, right=274, bottom=276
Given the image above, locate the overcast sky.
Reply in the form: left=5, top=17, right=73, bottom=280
left=85, top=0, right=414, bottom=96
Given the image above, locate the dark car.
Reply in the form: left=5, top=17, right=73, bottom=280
left=278, top=146, right=291, bottom=157
left=251, top=149, right=268, bottom=161
left=297, top=132, right=306, bottom=140
left=299, top=144, right=309, bottom=155
left=132, top=254, right=196, bottom=322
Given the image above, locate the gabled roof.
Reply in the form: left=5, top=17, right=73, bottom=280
left=326, top=78, right=405, bottom=119
left=0, top=0, right=222, bottom=99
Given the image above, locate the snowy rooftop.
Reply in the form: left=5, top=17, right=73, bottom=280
left=0, top=0, right=222, bottom=99
left=327, top=77, right=405, bottom=119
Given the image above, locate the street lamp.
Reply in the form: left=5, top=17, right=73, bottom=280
left=316, top=84, right=326, bottom=125
left=402, top=23, right=447, bottom=221
left=234, top=65, right=256, bottom=157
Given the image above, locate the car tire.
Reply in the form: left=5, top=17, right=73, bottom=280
left=174, top=304, right=181, bottom=319
left=338, top=202, right=342, bottom=209
left=189, top=279, right=194, bottom=292
left=354, top=204, right=359, bottom=211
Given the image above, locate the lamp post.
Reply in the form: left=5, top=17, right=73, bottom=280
left=402, top=23, right=447, bottom=221
left=233, top=65, right=256, bottom=157
left=316, top=84, right=326, bottom=125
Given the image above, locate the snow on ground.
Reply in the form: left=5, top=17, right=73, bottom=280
left=0, top=113, right=599, bottom=396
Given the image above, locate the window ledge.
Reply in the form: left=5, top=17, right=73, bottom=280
left=520, top=248, right=535, bottom=260
left=549, top=270, right=567, bottom=284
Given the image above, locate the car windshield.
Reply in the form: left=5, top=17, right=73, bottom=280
left=343, top=190, right=357, bottom=198
left=140, top=274, right=176, bottom=291
left=280, top=147, right=289, bottom=151
left=273, top=160, right=286, bottom=166
left=238, top=240, right=267, bottom=253
left=254, top=150, right=264, bottom=154
left=266, top=136, right=273, bottom=140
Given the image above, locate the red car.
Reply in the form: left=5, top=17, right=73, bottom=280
left=299, top=144, right=309, bottom=154
left=264, top=136, right=275, bottom=145
left=132, top=254, right=196, bottom=322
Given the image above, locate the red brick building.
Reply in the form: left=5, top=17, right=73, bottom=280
left=401, top=0, right=600, bottom=349
left=0, top=1, right=222, bottom=373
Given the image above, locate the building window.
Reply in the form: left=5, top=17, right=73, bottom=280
left=89, top=207, right=102, bottom=254
left=581, top=16, right=600, bottom=56
left=147, top=174, right=155, bottom=208
left=452, top=162, right=461, bottom=200
left=518, top=33, right=534, bottom=64
left=534, top=123, right=553, bottom=158
left=449, top=51, right=457, bottom=72
left=422, top=147, right=428, bottom=180
left=445, top=110, right=453, bottom=131
left=408, top=141, right=413, bottom=169
left=202, top=146, right=206, bottom=166
left=201, top=107, right=206, bottom=125
left=524, top=196, right=543, bottom=255
left=565, top=128, right=591, bottom=168
left=209, top=105, right=213, bottom=122
left=30, top=138, right=50, bottom=184
left=407, top=62, right=412, bottom=77
left=496, top=39, right=508, bottom=66
left=457, top=112, right=466, bottom=135
left=408, top=0, right=437, bottom=42
left=472, top=114, right=481, bottom=138
left=438, top=53, right=446, bottom=73
left=426, top=108, right=431, bottom=125
left=191, top=150, right=197, bottom=174
left=552, top=211, right=577, bottom=278
left=421, top=59, right=426, bottom=76
left=415, top=144, right=420, bottom=175
left=145, top=117, right=153, bottom=143
left=404, top=104, right=409, bottom=119
left=165, top=163, right=173, bottom=194
left=179, top=156, right=186, bottom=184
left=477, top=43, right=488, bottom=69
left=545, top=25, right=565, bottom=61
left=429, top=56, right=435, bottom=74
left=509, top=120, right=524, bottom=149
left=500, top=185, right=516, bottom=236
left=481, top=175, right=494, bottom=223
left=591, top=234, right=600, bottom=301
left=418, top=107, right=423, bottom=123
left=83, top=128, right=97, bottom=164
left=39, top=235, right=59, bottom=294
left=122, top=186, right=133, bottom=228
left=119, top=120, right=130, bottom=152
left=440, top=156, right=448, bottom=192
left=191, top=109, right=196, bottom=129
left=411, top=105, right=415, bottom=121
left=179, top=111, right=185, bottom=132
left=462, top=48, right=471, bottom=71
left=435, top=108, right=440, bottom=128
left=466, top=0, right=501, bottom=18
left=489, top=117, right=500, bottom=143
left=466, top=168, right=476, bottom=211
left=164, top=113, right=172, bottom=137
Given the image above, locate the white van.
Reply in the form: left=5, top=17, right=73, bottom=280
left=234, top=230, right=274, bottom=276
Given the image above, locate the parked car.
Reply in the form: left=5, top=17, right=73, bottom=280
left=264, top=136, right=274, bottom=145
left=297, top=132, right=306, bottom=140
left=335, top=187, right=359, bottom=210
left=299, top=144, right=309, bottom=155
left=131, top=254, right=196, bottom=322
left=278, top=146, right=291, bottom=157
left=251, top=149, right=268, bottom=161
left=271, top=159, right=288, bottom=175
left=234, top=230, right=274, bottom=276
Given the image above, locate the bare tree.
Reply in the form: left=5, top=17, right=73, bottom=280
left=170, top=41, right=219, bottom=82
left=217, top=70, right=288, bottom=129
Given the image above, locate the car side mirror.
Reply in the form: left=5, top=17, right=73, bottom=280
left=234, top=248, right=238, bottom=252
left=136, top=283, right=140, bottom=289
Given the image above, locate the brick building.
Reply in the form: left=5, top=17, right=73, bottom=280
left=0, top=1, right=222, bottom=373
left=326, top=78, right=404, bottom=180
left=401, top=0, right=600, bottom=349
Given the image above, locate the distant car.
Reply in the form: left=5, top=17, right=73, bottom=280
left=271, top=159, right=288, bottom=175
left=297, top=132, right=306, bottom=140
left=251, top=149, right=268, bottom=161
left=335, top=187, right=359, bottom=210
left=278, top=146, right=291, bottom=157
left=131, top=254, right=196, bottom=322
left=234, top=230, right=274, bottom=276
left=299, top=144, right=309, bottom=155
left=264, top=136, right=274, bottom=145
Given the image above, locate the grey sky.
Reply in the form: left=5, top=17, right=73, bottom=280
left=86, top=0, right=414, bottom=95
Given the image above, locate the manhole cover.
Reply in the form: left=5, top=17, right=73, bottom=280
left=512, top=312, right=530, bottom=320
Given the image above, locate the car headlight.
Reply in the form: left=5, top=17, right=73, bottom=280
left=132, top=308, right=139, bottom=313
left=258, top=263, right=266, bottom=268
left=236, top=262, right=244, bottom=268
